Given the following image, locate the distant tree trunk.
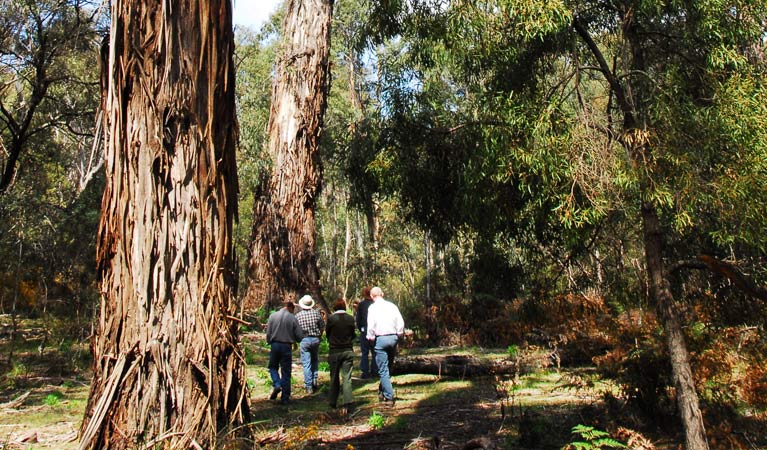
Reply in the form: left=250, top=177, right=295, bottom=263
left=331, top=195, right=340, bottom=289
left=369, top=198, right=381, bottom=251
left=342, top=207, right=352, bottom=300
left=347, top=49, right=362, bottom=119
left=245, top=0, right=334, bottom=312
left=79, top=1, right=249, bottom=449
left=425, top=230, right=432, bottom=303
left=355, top=210, right=367, bottom=279
left=346, top=49, right=377, bottom=279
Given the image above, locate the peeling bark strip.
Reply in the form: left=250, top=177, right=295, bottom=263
left=245, top=0, right=334, bottom=312
left=80, top=1, right=249, bottom=449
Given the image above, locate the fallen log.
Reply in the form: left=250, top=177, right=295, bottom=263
left=390, top=353, right=549, bottom=377
left=462, top=437, right=498, bottom=450
left=1, top=390, right=31, bottom=409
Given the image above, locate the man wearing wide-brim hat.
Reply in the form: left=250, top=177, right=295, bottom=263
left=295, top=294, right=325, bottom=394
left=266, top=301, right=304, bottom=404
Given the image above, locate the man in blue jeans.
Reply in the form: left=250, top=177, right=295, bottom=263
left=266, top=301, right=304, bottom=404
left=355, top=286, right=377, bottom=378
left=366, top=286, right=405, bottom=404
left=295, top=294, right=325, bottom=394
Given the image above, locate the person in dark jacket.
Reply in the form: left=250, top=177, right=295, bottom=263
left=266, top=301, right=304, bottom=404
left=326, top=298, right=356, bottom=411
left=355, top=286, right=377, bottom=378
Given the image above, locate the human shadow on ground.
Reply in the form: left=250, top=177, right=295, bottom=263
left=247, top=369, right=618, bottom=450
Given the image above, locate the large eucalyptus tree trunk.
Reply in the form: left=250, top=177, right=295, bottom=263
left=79, top=1, right=249, bottom=449
left=245, top=0, right=334, bottom=312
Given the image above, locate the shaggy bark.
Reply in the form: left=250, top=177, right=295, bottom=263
left=245, top=0, right=334, bottom=312
left=79, top=1, right=249, bottom=449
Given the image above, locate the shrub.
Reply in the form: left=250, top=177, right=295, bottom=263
left=368, top=411, right=385, bottom=429
left=43, top=391, right=65, bottom=407
left=562, top=424, right=626, bottom=449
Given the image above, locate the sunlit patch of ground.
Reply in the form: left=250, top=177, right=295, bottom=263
left=0, top=317, right=90, bottom=449
left=242, top=331, right=626, bottom=449
left=0, top=327, right=689, bottom=449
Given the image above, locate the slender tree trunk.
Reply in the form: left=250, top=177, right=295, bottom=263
left=342, top=207, right=352, bottom=300
left=574, top=18, right=709, bottom=449
left=9, top=238, right=22, bottom=363
left=424, top=230, right=432, bottom=304
left=423, top=231, right=440, bottom=343
left=79, top=1, right=249, bottom=449
left=347, top=49, right=363, bottom=125
left=641, top=202, right=709, bottom=450
left=346, top=50, right=377, bottom=280
left=331, top=193, right=340, bottom=289
left=245, top=0, right=334, bottom=312
left=355, top=210, right=367, bottom=280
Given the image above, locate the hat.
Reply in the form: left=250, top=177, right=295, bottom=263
left=298, top=295, right=315, bottom=310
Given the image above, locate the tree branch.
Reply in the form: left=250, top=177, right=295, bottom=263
left=696, top=255, right=767, bottom=301
left=432, top=120, right=507, bottom=135
left=670, top=255, right=767, bottom=301
left=572, top=19, right=635, bottom=123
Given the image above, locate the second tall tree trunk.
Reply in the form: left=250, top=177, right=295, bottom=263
left=245, top=0, right=334, bottom=312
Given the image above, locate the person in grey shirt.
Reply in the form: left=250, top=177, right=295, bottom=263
left=266, top=301, right=304, bottom=404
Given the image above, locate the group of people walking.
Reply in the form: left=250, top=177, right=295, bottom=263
left=264, top=286, right=405, bottom=411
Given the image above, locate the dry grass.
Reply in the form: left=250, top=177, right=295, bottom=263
left=0, top=317, right=89, bottom=449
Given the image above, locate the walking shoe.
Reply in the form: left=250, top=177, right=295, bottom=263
left=306, top=387, right=314, bottom=395
left=269, top=386, right=281, bottom=400
left=341, top=402, right=355, bottom=416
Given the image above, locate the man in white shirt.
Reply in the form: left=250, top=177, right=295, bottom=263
left=366, top=286, right=405, bottom=403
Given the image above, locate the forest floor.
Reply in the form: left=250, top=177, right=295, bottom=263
left=241, top=331, right=681, bottom=450
left=0, top=320, right=689, bottom=450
